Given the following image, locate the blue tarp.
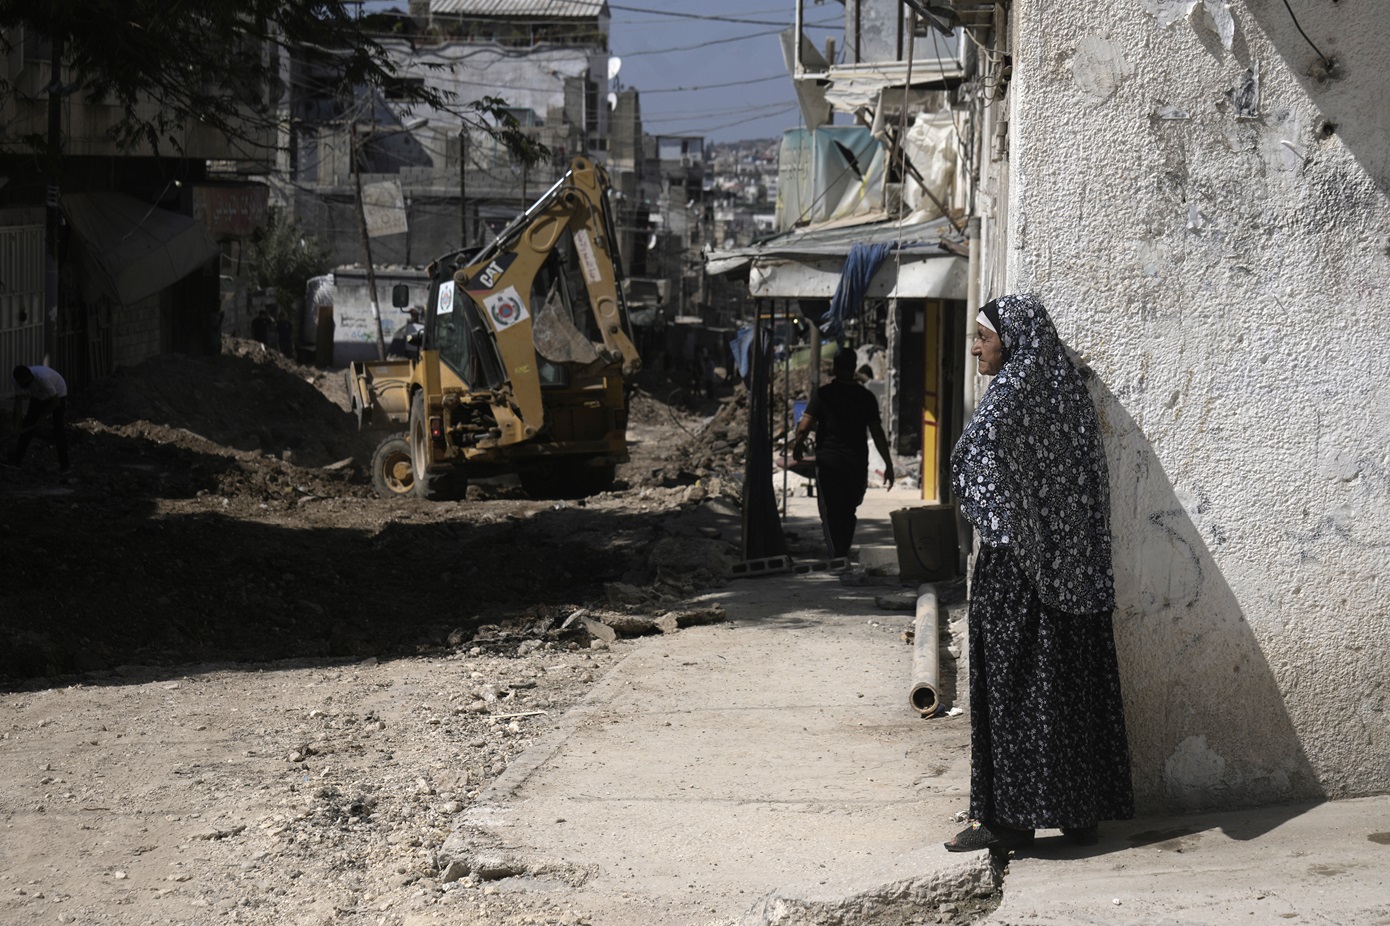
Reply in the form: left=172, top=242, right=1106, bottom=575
left=821, top=241, right=894, bottom=339
left=729, top=327, right=755, bottom=382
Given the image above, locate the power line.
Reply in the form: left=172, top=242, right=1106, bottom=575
left=675, top=104, right=800, bottom=136
left=608, top=4, right=832, bottom=27
left=620, top=23, right=835, bottom=57
left=1280, top=0, right=1333, bottom=67
left=644, top=100, right=800, bottom=123
left=641, top=72, right=789, bottom=94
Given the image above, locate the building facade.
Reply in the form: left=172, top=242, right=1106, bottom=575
left=982, top=0, right=1390, bottom=810
left=749, top=0, right=1388, bottom=811
left=0, top=22, right=270, bottom=393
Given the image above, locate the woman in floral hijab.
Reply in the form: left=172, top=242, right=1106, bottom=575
left=945, top=293, right=1133, bottom=852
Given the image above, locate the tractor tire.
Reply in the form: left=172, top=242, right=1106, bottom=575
left=409, top=391, right=466, bottom=501
left=370, top=434, right=414, bottom=498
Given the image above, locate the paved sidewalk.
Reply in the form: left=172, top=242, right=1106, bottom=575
left=444, top=483, right=1390, bottom=925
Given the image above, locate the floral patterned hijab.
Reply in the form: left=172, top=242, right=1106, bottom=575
left=950, top=293, right=1115, bottom=614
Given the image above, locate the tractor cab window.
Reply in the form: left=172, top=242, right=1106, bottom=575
left=433, top=279, right=501, bottom=389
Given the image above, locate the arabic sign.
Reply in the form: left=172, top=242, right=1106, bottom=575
left=362, top=179, right=408, bottom=239
left=192, top=185, right=268, bottom=239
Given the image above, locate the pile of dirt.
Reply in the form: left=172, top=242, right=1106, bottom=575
left=77, top=337, right=375, bottom=467
left=0, top=341, right=857, bottom=926
left=0, top=338, right=744, bottom=684
left=665, top=366, right=812, bottom=480
left=1, top=384, right=750, bottom=924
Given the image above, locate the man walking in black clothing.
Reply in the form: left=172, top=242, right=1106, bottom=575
left=790, top=347, right=893, bottom=559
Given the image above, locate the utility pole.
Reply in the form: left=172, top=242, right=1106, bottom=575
left=458, top=128, right=468, bottom=248
left=350, top=123, right=388, bottom=360
left=43, top=33, right=65, bottom=367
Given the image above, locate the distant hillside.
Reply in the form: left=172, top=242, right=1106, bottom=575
left=709, top=138, right=781, bottom=171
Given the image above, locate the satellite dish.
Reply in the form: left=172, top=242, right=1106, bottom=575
left=607, top=56, right=622, bottom=80
left=607, top=92, right=618, bottom=111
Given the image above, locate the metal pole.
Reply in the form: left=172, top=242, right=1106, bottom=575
left=909, top=584, right=942, bottom=716
left=781, top=301, right=791, bottom=517
left=351, top=123, right=387, bottom=361
left=793, top=0, right=803, bottom=75
left=43, top=34, right=64, bottom=367
left=964, top=216, right=980, bottom=420
left=741, top=298, right=764, bottom=561
left=458, top=128, right=468, bottom=248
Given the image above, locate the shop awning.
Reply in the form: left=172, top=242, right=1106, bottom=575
left=704, top=212, right=967, bottom=300
left=63, top=192, right=221, bottom=306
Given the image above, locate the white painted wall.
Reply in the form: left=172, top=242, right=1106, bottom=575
left=301, top=268, right=431, bottom=366
left=383, top=39, right=607, bottom=159
left=998, top=1, right=1390, bottom=811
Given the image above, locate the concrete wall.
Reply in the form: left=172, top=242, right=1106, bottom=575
left=1, top=27, right=274, bottom=165
left=301, top=268, right=431, bottom=366
left=1000, top=1, right=1389, bottom=811
left=382, top=40, right=606, bottom=149
left=111, top=294, right=164, bottom=370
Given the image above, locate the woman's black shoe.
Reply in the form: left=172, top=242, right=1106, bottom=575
left=944, top=821, right=1035, bottom=853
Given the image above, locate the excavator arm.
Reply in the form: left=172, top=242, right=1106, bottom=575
left=452, top=156, right=640, bottom=445
left=348, top=155, right=641, bottom=497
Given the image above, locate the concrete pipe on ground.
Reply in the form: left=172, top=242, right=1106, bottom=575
left=909, top=583, right=941, bottom=717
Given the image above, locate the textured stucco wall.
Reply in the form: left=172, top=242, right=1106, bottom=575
left=111, top=295, right=165, bottom=371
left=1002, top=1, right=1389, bottom=811
left=386, top=41, right=606, bottom=148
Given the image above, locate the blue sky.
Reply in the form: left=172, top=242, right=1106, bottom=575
left=606, top=1, right=841, bottom=143
left=360, top=1, right=840, bottom=143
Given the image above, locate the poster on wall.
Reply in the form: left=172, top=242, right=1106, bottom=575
left=362, top=179, right=408, bottom=239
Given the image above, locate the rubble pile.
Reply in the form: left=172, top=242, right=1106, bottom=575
left=0, top=340, right=811, bottom=926
left=0, top=339, right=746, bottom=683
left=670, top=371, right=809, bottom=478
left=78, top=336, right=376, bottom=464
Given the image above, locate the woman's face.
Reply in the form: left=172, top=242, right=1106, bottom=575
left=971, top=323, right=1004, bottom=375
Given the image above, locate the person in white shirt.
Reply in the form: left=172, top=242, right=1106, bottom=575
left=10, top=364, right=70, bottom=473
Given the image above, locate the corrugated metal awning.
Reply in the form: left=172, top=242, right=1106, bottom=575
left=744, top=252, right=966, bottom=300
left=430, top=0, right=606, bottom=17
left=818, top=60, right=965, bottom=111
left=63, top=193, right=221, bottom=307
left=705, top=212, right=967, bottom=300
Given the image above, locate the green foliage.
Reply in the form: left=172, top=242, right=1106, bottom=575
left=0, top=1, right=544, bottom=165
left=250, top=213, right=330, bottom=312
left=469, top=96, right=550, bottom=169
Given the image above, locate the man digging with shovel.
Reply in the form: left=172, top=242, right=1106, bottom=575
left=8, top=364, right=70, bottom=474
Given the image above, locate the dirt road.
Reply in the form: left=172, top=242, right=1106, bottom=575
left=1, top=339, right=746, bottom=925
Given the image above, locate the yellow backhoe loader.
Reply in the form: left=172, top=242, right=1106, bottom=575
left=347, top=156, right=641, bottom=500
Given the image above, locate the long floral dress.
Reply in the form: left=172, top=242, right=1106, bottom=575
left=951, top=293, right=1134, bottom=830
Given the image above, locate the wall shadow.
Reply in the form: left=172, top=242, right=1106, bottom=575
left=1243, top=2, right=1388, bottom=196
left=0, top=428, right=703, bottom=690
left=1091, top=376, right=1324, bottom=835
left=850, top=506, right=899, bottom=553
